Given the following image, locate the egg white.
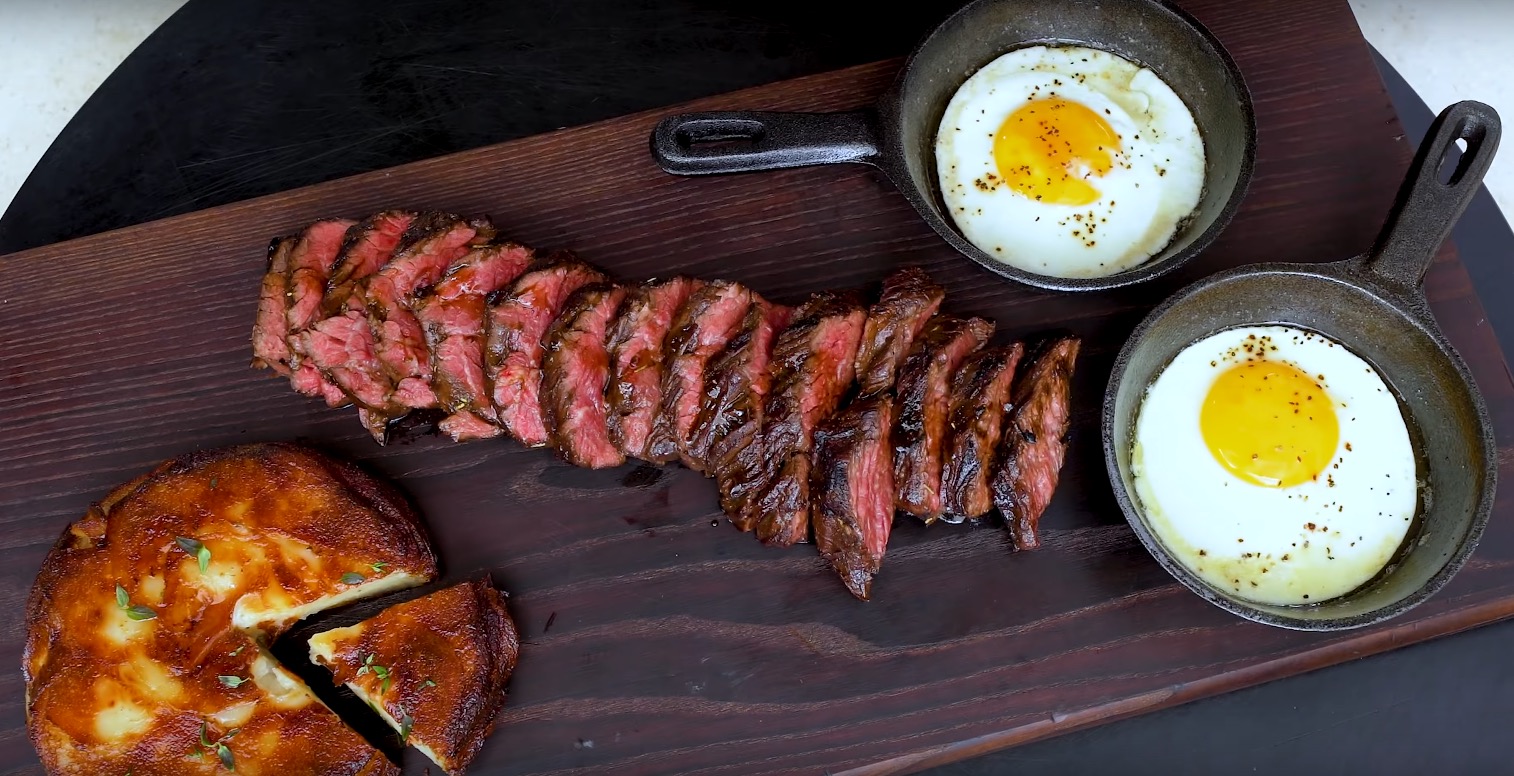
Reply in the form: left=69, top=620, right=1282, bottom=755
left=935, top=45, right=1205, bottom=278
left=1132, top=326, right=1418, bottom=606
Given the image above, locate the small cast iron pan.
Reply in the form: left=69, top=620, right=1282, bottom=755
left=1104, top=101, right=1501, bottom=630
left=649, top=0, right=1256, bottom=292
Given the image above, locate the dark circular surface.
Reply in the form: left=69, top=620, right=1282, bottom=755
left=5, top=1, right=1512, bottom=773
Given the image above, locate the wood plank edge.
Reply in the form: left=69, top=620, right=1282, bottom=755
left=840, top=597, right=1514, bottom=776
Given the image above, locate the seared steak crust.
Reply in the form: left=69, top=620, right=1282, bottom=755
left=688, top=298, right=791, bottom=473
left=812, top=394, right=895, bottom=601
left=940, top=344, right=1025, bottom=520
left=282, top=219, right=358, bottom=406
left=992, top=336, right=1080, bottom=551
left=323, top=209, right=417, bottom=318
left=645, top=281, right=753, bottom=466
left=854, top=268, right=944, bottom=398
left=367, top=213, right=496, bottom=415
left=486, top=252, right=607, bottom=448
left=252, top=237, right=297, bottom=376
left=893, top=316, right=994, bottom=521
left=543, top=282, right=629, bottom=469
left=748, top=290, right=867, bottom=545
left=606, top=277, right=703, bottom=460
left=417, top=242, right=535, bottom=441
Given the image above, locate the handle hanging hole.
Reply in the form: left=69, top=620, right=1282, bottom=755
left=1437, top=120, right=1479, bottom=185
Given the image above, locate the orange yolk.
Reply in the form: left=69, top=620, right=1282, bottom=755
left=1199, top=360, right=1339, bottom=488
left=993, top=97, right=1120, bottom=206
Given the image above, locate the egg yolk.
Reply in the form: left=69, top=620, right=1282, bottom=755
left=993, top=97, right=1120, bottom=206
left=1199, top=360, right=1339, bottom=488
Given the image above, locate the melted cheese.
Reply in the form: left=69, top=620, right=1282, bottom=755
left=235, top=572, right=426, bottom=634
left=308, top=623, right=364, bottom=663
left=24, top=444, right=439, bottom=775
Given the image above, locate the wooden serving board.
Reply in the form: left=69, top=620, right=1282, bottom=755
left=3, top=1, right=1512, bottom=773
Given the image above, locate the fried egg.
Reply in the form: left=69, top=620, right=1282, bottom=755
left=935, top=45, right=1205, bottom=278
left=1131, top=326, right=1418, bottom=606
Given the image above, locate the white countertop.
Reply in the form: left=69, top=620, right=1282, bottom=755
left=1, top=0, right=1510, bottom=226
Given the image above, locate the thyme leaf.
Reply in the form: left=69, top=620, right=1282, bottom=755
left=176, top=536, right=211, bottom=573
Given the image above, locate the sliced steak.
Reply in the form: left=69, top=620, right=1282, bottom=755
left=486, top=252, right=607, bottom=448
left=812, top=394, right=895, bottom=601
left=605, top=277, right=703, bottom=460
left=251, top=237, right=296, bottom=377
left=303, top=309, right=395, bottom=416
left=940, top=343, right=1025, bottom=520
left=280, top=218, right=358, bottom=406
left=296, top=214, right=420, bottom=417
left=645, top=281, right=753, bottom=466
left=853, top=268, right=944, bottom=398
left=416, top=242, right=535, bottom=441
left=367, top=213, right=496, bottom=413
left=893, top=316, right=995, bottom=521
left=542, top=283, right=629, bottom=468
left=323, top=210, right=417, bottom=318
left=287, top=217, right=361, bottom=334
left=745, top=291, right=867, bottom=545
left=693, top=300, right=793, bottom=475
left=992, top=336, right=1080, bottom=551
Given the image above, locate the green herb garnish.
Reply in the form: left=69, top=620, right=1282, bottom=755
left=193, top=722, right=237, bottom=771
left=370, top=561, right=388, bottom=573
left=218, top=675, right=247, bottom=688
left=176, top=536, right=211, bottom=573
left=357, top=653, right=392, bottom=694
left=398, top=707, right=414, bottom=742
left=340, top=571, right=366, bottom=585
left=115, top=583, right=156, bottom=621
left=423, top=678, right=437, bottom=689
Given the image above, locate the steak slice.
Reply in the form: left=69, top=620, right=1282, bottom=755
left=893, top=316, right=995, bottom=521
left=303, top=309, right=395, bottom=418
left=281, top=218, right=358, bottom=406
left=745, top=290, right=867, bottom=545
left=940, top=343, right=1025, bottom=520
left=694, top=300, right=793, bottom=475
left=368, top=213, right=496, bottom=414
left=323, top=210, right=417, bottom=318
left=853, top=268, right=944, bottom=398
left=287, top=218, right=361, bottom=335
left=486, top=252, right=607, bottom=448
left=645, top=281, right=754, bottom=466
left=293, top=213, right=413, bottom=413
left=542, top=282, right=629, bottom=468
left=605, top=277, right=703, bottom=460
left=812, top=394, right=895, bottom=601
left=251, top=237, right=297, bottom=377
left=416, top=242, right=535, bottom=441
left=992, top=336, right=1080, bottom=551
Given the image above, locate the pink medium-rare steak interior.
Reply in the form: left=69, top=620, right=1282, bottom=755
left=644, top=280, right=753, bottom=467
left=543, top=283, right=630, bottom=469
left=487, top=253, right=607, bottom=448
left=606, top=277, right=703, bottom=460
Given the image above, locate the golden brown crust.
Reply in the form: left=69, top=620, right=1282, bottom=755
left=25, top=443, right=436, bottom=776
left=311, top=578, right=519, bottom=775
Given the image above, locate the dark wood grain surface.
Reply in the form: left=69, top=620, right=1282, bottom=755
left=2, top=1, right=1510, bottom=773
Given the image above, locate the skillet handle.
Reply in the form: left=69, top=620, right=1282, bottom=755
left=1361, top=100, right=1501, bottom=290
left=650, top=111, right=881, bottom=175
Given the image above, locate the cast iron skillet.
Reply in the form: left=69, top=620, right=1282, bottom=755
left=649, top=0, right=1256, bottom=292
left=1104, top=101, right=1502, bottom=630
